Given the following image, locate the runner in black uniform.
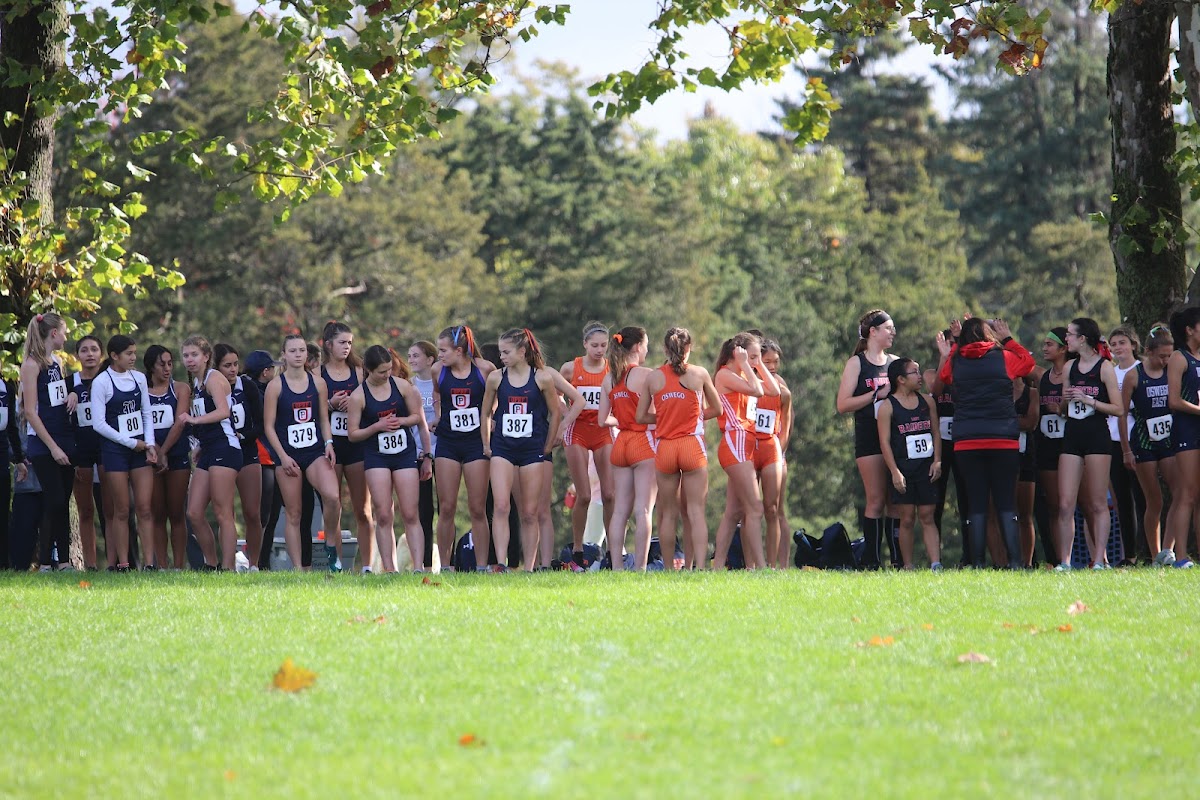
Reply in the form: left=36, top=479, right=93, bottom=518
left=835, top=309, right=897, bottom=570
left=877, top=357, right=941, bottom=570
left=1055, top=318, right=1123, bottom=570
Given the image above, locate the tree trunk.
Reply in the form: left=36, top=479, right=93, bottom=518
left=0, top=0, right=68, bottom=312
left=1107, top=1, right=1186, bottom=331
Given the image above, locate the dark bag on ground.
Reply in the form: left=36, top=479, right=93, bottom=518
left=454, top=530, right=476, bottom=572
left=819, top=522, right=858, bottom=570
left=793, top=529, right=819, bottom=568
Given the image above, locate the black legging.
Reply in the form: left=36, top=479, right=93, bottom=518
left=1108, top=440, right=1147, bottom=562
left=956, top=449, right=1022, bottom=569
left=0, top=458, right=9, bottom=569
left=933, top=446, right=969, bottom=563
left=30, top=455, right=74, bottom=567
left=257, top=467, right=314, bottom=569
left=419, top=466, right=436, bottom=568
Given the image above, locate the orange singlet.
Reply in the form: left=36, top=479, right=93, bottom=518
left=564, top=356, right=615, bottom=451
left=609, top=370, right=656, bottom=468
left=653, top=365, right=706, bottom=473
left=751, top=391, right=782, bottom=471
left=717, top=367, right=755, bottom=469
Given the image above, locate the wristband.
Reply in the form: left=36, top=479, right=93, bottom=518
left=324, top=439, right=333, bottom=446
left=1000, top=336, right=1013, bottom=345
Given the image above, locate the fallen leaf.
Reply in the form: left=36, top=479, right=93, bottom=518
left=1067, top=600, right=1090, bottom=616
left=1057, top=624, right=1073, bottom=633
left=272, top=658, right=317, bottom=692
left=78, top=580, right=91, bottom=589
left=856, top=635, right=895, bottom=648
left=957, top=652, right=992, bottom=663
left=801, top=565, right=820, bottom=572
left=1002, top=622, right=1016, bottom=629
left=1028, top=627, right=1041, bottom=635
left=421, top=576, right=441, bottom=586
left=921, top=623, right=934, bottom=630
left=851, top=616, right=862, bottom=623
left=374, top=615, right=387, bottom=625
left=458, top=733, right=485, bottom=747
left=224, top=770, right=237, bottom=781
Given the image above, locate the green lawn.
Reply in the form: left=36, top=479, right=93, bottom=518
left=1, top=569, right=1194, bottom=798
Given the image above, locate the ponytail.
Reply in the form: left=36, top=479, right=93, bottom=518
left=663, top=327, right=692, bottom=375
left=388, top=348, right=411, bottom=379
left=606, top=326, right=647, bottom=383
left=500, top=328, right=546, bottom=370
left=23, top=312, right=66, bottom=369
left=853, top=309, right=890, bottom=356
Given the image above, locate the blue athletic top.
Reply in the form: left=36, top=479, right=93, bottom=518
left=1181, top=350, right=1200, bottom=406
left=275, top=372, right=323, bottom=458
left=149, top=381, right=189, bottom=461
left=191, top=369, right=240, bottom=450
left=27, top=359, right=72, bottom=457
left=437, top=364, right=486, bottom=441
left=491, top=368, right=549, bottom=448
left=321, top=364, right=359, bottom=440
left=363, top=377, right=415, bottom=456
left=99, top=369, right=149, bottom=448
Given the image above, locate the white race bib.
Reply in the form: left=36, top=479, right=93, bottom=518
left=580, top=386, right=602, bottom=410
left=754, top=408, right=777, bottom=435
left=1019, top=432, right=1028, bottom=454
left=0, top=406, right=7, bottom=431
left=287, top=421, right=318, bottom=449
left=1147, top=414, right=1172, bottom=442
left=230, top=403, right=246, bottom=430
left=503, top=413, right=533, bottom=439
left=77, top=404, right=94, bottom=428
left=449, top=407, right=479, bottom=432
left=191, top=397, right=205, bottom=418
left=1040, top=415, right=1064, bottom=439
left=151, top=404, right=174, bottom=430
left=118, top=410, right=144, bottom=439
left=331, top=410, right=349, bottom=437
left=47, top=379, right=66, bottom=408
left=378, top=429, right=407, bottom=454
left=905, top=433, right=934, bottom=460
left=939, top=415, right=954, bottom=441
left=1067, top=399, right=1094, bottom=420
left=745, top=395, right=759, bottom=423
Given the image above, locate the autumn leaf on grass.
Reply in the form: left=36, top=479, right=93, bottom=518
left=1067, top=600, right=1091, bottom=616
left=921, top=623, right=934, bottom=631
left=421, top=576, right=441, bottom=586
left=1057, top=624, right=1073, bottom=633
left=272, top=658, right=317, bottom=693
left=855, top=635, right=895, bottom=648
left=374, top=615, right=387, bottom=625
left=78, top=580, right=91, bottom=589
left=459, top=733, right=485, bottom=747
left=957, top=652, right=992, bottom=664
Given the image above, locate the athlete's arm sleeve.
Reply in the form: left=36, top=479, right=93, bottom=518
left=7, top=380, right=23, bottom=463
left=90, top=373, right=136, bottom=450
left=243, top=379, right=264, bottom=443
left=937, top=346, right=958, bottom=386
left=138, top=372, right=156, bottom=448
left=1003, top=340, right=1035, bottom=379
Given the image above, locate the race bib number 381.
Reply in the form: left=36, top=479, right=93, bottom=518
left=449, top=407, right=480, bottom=432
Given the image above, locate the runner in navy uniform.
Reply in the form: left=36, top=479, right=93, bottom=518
left=319, top=321, right=374, bottom=572
left=481, top=328, right=562, bottom=571
left=180, top=335, right=241, bottom=570
left=432, top=324, right=495, bottom=570
left=1166, top=307, right=1200, bottom=568
left=70, top=335, right=104, bottom=569
left=1120, top=324, right=1178, bottom=566
left=877, top=358, right=942, bottom=570
left=262, top=334, right=344, bottom=572
left=216, top=343, right=264, bottom=571
left=348, top=345, right=431, bottom=573
left=0, top=376, right=25, bottom=569
left=1056, top=318, right=1123, bottom=569
left=20, top=312, right=76, bottom=571
left=145, top=344, right=191, bottom=569
left=90, top=335, right=157, bottom=570
left=835, top=309, right=897, bottom=569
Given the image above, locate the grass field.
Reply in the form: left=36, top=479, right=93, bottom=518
left=1, top=569, right=1195, bottom=798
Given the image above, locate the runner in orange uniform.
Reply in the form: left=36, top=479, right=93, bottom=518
left=711, top=333, right=779, bottom=570
left=757, top=340, right=793, bottom=568
left=637, top=327, right=720, bottom=570
left=560, top=321, right=616, bottom=569
left=598, top=326, right=657, bottom=571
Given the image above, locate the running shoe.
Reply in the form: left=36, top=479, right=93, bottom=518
left=324, top=544, right=342, bottom=573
